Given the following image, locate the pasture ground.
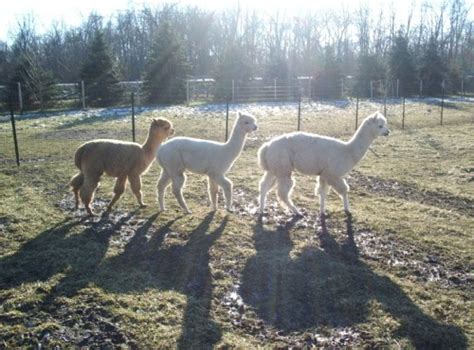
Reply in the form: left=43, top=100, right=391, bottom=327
left=0, top=99, right=473, bottom=348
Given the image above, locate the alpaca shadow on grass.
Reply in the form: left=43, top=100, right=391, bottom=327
left=240, top=214, right=467, bottom=349
left=0, top=212, right=136, bottom=302
left=98, top=211, right=227, bottom=349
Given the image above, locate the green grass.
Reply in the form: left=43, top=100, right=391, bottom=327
left=0, top=100, right=473, bottom=348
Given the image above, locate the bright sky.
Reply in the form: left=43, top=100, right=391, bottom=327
left=0, top=0, right=467, bottom=43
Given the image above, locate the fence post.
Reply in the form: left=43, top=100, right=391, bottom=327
left=461, top=78, right=464, bottom=96
left=186, top=80, right=190, bottom=106
left=81, top=80, right=86, bottom=109
left=402, top=96, right=406, bottom=130
left=383, top=83, right=387, bottom=117
left=419, top=79, right=423, bottom=99
left=297, top=93, right=302, bottom=131
left=309, top=77, right=312, bottom=102
left=355, top=96, right=359, bottom=130
left=225, top=100, right=230, bottom=141
left=231, top=79, right=235, bottom=103
left=274, top=78, right=277, bottom=100
left=17, top=82, right=23, bottom=113
left=370, top=81, right=373, bottom=98
left=396, top=79, right=400, bottom=98
left=440, top=80, right=445, bottom=126
left=131, top=92, right=136, bottom=142
left=341, top=78, right=344, bottom=98
left=9, top=104, right=20, bottom=166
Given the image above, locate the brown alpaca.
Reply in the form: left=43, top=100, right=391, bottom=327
left=70, top=118, right=174, bottom=216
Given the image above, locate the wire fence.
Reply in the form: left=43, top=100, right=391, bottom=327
left=1, top=88, right=473, bottom=167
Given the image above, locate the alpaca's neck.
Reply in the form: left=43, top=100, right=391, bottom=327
left=223, top=123, right=247, bottom=159
left=347, top=122, right=376, bottom=165
left=142, top=132, right=162, bottom=157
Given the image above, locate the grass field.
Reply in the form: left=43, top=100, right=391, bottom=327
left=0, top=99, right=473, bottom=348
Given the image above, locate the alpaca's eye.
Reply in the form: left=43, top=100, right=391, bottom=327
left=245, top=121, right=250, bottom=124
left=379, top=125, right=383, bottom=128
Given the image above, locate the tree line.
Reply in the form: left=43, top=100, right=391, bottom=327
left=0, top=1, right=472, bottom=109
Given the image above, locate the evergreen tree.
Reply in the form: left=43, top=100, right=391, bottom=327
left=419, top=36, right=446, bottom=96
left=389, top=32, right=417, bottom=96
left=9, top=51, right=56, bottom=110
left=213, top=43, right=253, bottom=102
left=355, top=54, right=385, bottom=97
left=143, top=21, right=189, bottom=104
left=81, top=30, right=123, bottom=107
left=313, top=45, right=342, bottom=99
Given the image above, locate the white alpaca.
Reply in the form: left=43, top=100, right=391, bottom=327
left=157, top=112, right=258, bottom=214
left=258, top=111, right=390, bottom=216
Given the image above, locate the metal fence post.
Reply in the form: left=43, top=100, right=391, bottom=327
left=81, top=80, right=86, bottom=109
left=402, top=96, right=406, bottom=130
left=355, top=96, right=359, bottom=130
left=131, top=92, right=136, bottom=142
left=274, top=78, right=277, bottom=100
left=10, top=105, right=20, bottom=166
left=396, top=79, right=400, bottom=98
left=440, top=80, right=445, bottom=126
left=370, top=81, right=373, bottom=99
left=297, top=93, right=302, bottom=131
left=225, top=100, right=230, bottom=142
left=186, top=79, right=190, bottom=106
left=419, top=79, right=423, bottom=99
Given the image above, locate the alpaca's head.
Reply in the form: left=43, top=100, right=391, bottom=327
left=236, top=112, right=258, bottom=133
left=149, top=118, right=174, bottom=140
left=365, top=112, right=390, bottom=137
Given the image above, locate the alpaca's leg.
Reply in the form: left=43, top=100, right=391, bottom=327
left=172, top=173, right=191, bottom=214
left=157, top=170, right=172, bottom=211
left=70, top=172, right=84, bottom=209
left=208, top=177, right=219, bottom=210
left=259, top=171, right=276, bottom=213
left=211, top=175, right=233, bottom=212
left=80, top=175, right=100, bottom=216
left=107, top=176, right=127, bottom=211
left=327, top=177, right=350, bottom=213
left=276, top=175, right=300, bottom=215
left=316, top=177, right=330, bottom=216
left=129, top=174, right=146, bottom=208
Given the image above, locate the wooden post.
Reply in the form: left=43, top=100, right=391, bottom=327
left=341, top=77, right=344, bottom=98
left=419, top=79, right=423, bottom=98
left=231, top=79, right=235, bottom=103
left=402, top=96, right=406, bottom=130
left=81, top=80, right=86, bottom=109
left=396, top=79, right=400, bottom=98
left=461, top=78, right=464, bottom=96
left=10, top=105, right=20, bottom=166
left=17, top=82, right=23, bottom=112
left=131, top=92, right=136, bottom=142
left=370, top=81, right=373, bottom=98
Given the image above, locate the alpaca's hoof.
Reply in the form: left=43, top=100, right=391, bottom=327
left=139, top=204, right=147, bottom=209
left=226, top=207, right=234, bottom=213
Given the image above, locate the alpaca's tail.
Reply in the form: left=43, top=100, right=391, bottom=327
left=74, top=143, right=88, bottom=170
left=258, top=142, right=269, bottom=171
left=70, top=144, right=87, bottom=189
left=69, top=172, right=84, bottom=189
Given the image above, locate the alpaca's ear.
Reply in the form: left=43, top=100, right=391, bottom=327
left=372, top=112, right=379, bottom=122
left=238, top=112, right=242, bottom=117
